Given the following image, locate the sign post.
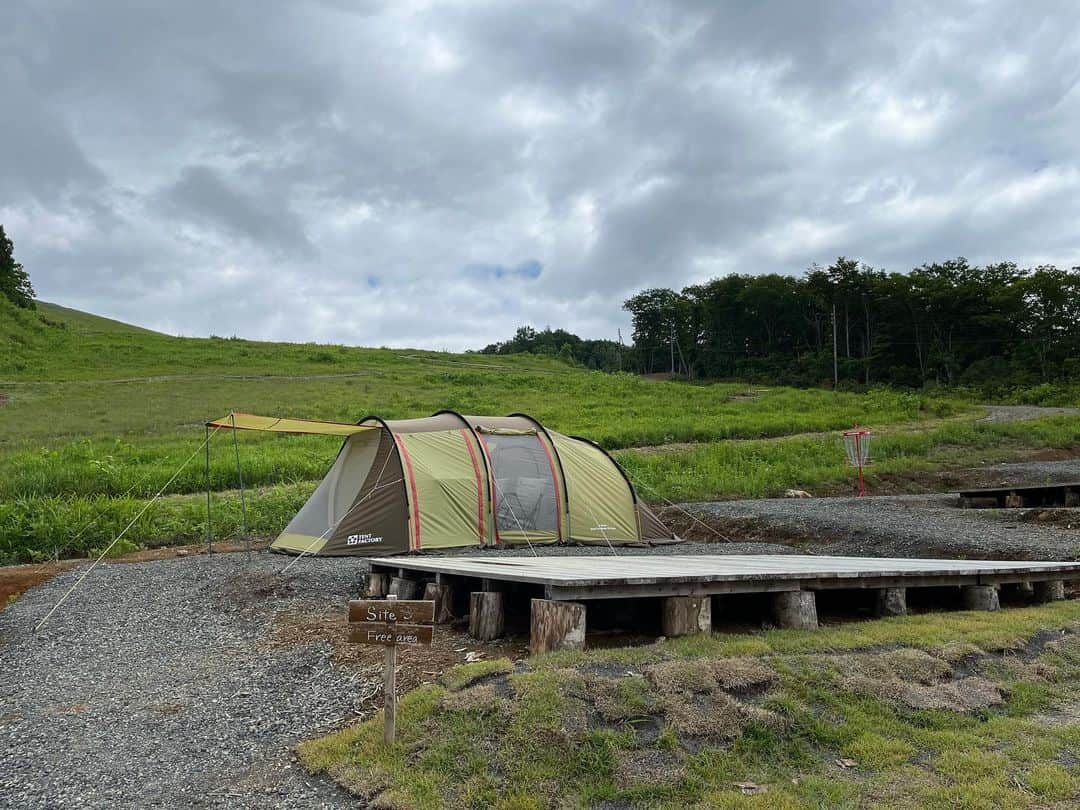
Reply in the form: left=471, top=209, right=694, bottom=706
left=348, top=593, right=435, bottom=745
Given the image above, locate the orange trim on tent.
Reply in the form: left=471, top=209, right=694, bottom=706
left=476, top=433, right=500, bottom=545
left=460, top=429, right=486, bottom=545
left=393, top=434, right=422, bottom=550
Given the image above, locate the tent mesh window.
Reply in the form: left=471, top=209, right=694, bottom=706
left=483, top=434, right=558, bottom=534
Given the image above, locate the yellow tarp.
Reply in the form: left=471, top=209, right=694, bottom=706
left=206, top=412, right=377, bottom=437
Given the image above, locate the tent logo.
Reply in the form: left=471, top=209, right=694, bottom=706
left=590, top=524, right=618, bottom=533
left=346, top=533, right=382, bottom=546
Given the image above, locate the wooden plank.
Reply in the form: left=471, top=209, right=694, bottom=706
left=369, top=556, right=1080, bottom=601
left=349, top=622, right=434, bottom=646
left=349, top=599, right=435, bottom=625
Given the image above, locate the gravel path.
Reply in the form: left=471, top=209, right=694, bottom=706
left=0, top=554, right=370, bottom=809
left=979, top=404, right=1080, bottom=423
left=694, top=494, right=1080, bottom=561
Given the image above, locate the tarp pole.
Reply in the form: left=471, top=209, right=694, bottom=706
left=230, top=412, right=251, bottom=559
left=205, top=424, right=212, bottom=555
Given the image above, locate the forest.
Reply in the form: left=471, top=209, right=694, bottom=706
left=481, top=258, right=1080, bottom=393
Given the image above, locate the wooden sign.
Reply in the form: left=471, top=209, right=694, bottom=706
left=348, top=623, right=434, bottom=646
left=347, top=595, right=435, bottom=745
left=349, top=599, right=435, bottom=626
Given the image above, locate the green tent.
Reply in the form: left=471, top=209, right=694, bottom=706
left=211, top=411, right=675, bottom=556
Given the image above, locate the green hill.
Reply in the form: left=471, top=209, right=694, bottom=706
left=2, top=299, right=1076, bottom=564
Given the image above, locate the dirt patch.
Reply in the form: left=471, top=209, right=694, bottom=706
left=641, top=658, right=784, bottom=739
left=1030, top=697, right=1080, bottom=729
left=588, top=674, right=659, bottom=722
left=826, top=649, right=1006, bottom=712
left=440, top=683, right=502, bottom=714
left=0, top=562, right=70, bottom=610
left=108, top=538, right=273, bottom=564
left=615, top=748, right=683, bottom=789
left=271, top=608, right=524, bottom=710
left=216, top=571, right=297, bottom=610
left=1017, top=509, right=1080, bottom=530
left=0, top=393, right=8, bottom=407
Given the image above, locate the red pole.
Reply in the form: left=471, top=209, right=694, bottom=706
left=855, top=432, right=865, bottom=497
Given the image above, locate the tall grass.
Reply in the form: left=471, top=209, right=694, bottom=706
left=0, top=382, right=971, bottom=499
left=0, top=485, right=313, bottom=564
left=619, top=415, right=1080, bottom=502
left=5, top=416, right=1076, bottom=564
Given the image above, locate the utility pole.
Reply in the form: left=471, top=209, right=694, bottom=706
left=832, top=302, right=839, bottom=390
left=616, top=328, right=623, bottom=372
left=670, top=324, right=675, bottom=376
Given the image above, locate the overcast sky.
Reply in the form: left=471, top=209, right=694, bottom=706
left=3, top=1, right=1079, bottom=350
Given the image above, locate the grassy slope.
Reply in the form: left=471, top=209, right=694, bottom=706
left=1, top=299, right=1077, bottom=562
left=299, top=602, right=1080, bottom=809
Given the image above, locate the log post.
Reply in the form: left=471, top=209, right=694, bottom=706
left=1033, top=580, right=1065, bottom=603
left=874, top=587, right=907, bottom=617
left=773, top=591, right=818, bottom=629
left=1065, top=490, right=1080, bottom=507
left=388, top=577, right=419, bottom=600
left=422, top=581, right=455, bottom=623
left=530, top=599, right=586, bottom=654
left=469, top=591, right=505, bottom=641
left=1005, top=493, right=1024, bottom=508
left=962, top=584, right=999, bottom=611
left=661, top=595, right=712, bottom=636
left=366, top=572, right=389, bottom=598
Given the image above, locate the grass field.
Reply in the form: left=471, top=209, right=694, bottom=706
left=298, top=602, right=1080, bottom=809
left=1, top=298, right=1077, bottom=563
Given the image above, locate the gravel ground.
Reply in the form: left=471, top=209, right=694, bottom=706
left=0, top=540, right=798, bottom=809
left=694, top=494, right=1080, bottom=561
left=957, top=458, right=1080, bottom=488
left=979, top=404, right=1080, bottom=422
left=0, top=554, right=371, bottom=809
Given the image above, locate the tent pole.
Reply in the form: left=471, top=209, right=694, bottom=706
left=230, top=413, right=251, bottom=559
left=205, top=424, right=212, bottom=555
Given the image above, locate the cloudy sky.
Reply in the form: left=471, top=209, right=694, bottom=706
left=3, top=1, right=1079, bottom=350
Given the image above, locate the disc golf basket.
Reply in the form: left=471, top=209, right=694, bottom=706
left=842, top=425, right=873, bottom=497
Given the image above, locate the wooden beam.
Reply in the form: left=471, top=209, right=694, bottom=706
left=874, top=587, right=906, bottom=617
left=661, top=595, right=712, bottom=636
left=469, top=591, right=504, bottom=641
left=773, top=591, right=817, bottom=629
left=530, top=599, right=586, bottom=654
left=388, top=577, right=419, bottom=599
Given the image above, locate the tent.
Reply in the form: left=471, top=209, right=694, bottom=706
left=208, top=411, right=676, bottom=556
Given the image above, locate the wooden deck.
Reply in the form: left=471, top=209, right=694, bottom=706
left=958, top=481, right=1080, bottom=508
left=371, top=554, right=1080, bottom=601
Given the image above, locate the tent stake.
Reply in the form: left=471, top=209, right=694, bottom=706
left=205, top=424, right=212, bottom=555
left=230, top=413, right=251, bottom=559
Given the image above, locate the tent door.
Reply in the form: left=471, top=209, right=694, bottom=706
left=480, top=433, right=560, bottom=540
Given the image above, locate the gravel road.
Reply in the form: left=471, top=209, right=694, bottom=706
left=979, top=404, right=1080, bottom=422
left=0, top=554, right=370, bottom=809
left=694, top=494, right=1080, bottom=561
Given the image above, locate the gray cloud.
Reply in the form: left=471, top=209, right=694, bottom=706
left=2, top=0, right=1078, bottom=350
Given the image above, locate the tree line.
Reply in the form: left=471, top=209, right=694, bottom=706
left=481, top=257, right=1080, bottom=391
left=623, top=258, right=1080, bottom=389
